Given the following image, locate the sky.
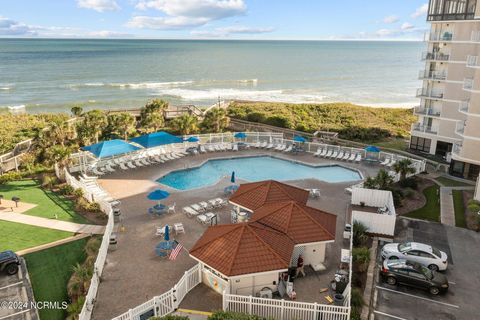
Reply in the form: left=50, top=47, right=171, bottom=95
left=0, top=0, right=430, bottom=40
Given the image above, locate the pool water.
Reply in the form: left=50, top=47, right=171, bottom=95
left=158, top=156, right=361, bottom=190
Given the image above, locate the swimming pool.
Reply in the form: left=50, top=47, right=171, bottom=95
left=157, top=156, right=362, bottom=190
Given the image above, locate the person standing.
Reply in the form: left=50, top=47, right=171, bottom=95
left=296, top=254, right=305, bottom=277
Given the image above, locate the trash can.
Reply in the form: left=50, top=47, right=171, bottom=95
left=333, top=293, right=344, bottom=306
left=109, top=233, right=118, bottom=250
left=113, top=208, right=121, bottom=223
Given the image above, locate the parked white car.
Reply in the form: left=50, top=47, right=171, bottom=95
left=381, top=242, right=448, bottom=271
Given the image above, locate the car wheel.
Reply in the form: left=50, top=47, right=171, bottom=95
left=386, top=276, right=397, bottom=285
left=428, top=264, right=439, bottom=272
left=429, top=287, right=440, bottom=295
left=5, top=264, right=19, bottom=275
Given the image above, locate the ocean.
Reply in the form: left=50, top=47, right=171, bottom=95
left=0, top=39, right=424, bottom=113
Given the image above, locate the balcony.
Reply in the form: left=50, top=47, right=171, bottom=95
left=459, top=101, right=470, bottom=114
left=466, top=55, right=480, bottom=67
left=416, top=88, right=444, bottom=99
left=411, top=123, right=439, bottom=134
left=463, top=78, right=474, bottom=90
left=452, top=143, right=462, bottom=157
left=421, top=52, right=450, bottom=61
left=471, top=31, right=480, bottom=42
left=414, top=107, right=441, bottom=117
left=425, top=32, right=453, bottom=42
left=418, top=70, right=447, bottom=80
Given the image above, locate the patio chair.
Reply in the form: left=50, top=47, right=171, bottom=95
left=197, top=212, right=216, bottom=225
left=259, top=142, right=268, bottom=148
left=225, top=143, right=233, bottom=151
left=342, top=152, right=350, bottom=161
left=387, top=159, right=396, bottom=167
left=355, top=153, right=362, bottom=162
left=153, top=156, right=165, bottom=163
left=314, top=148, right=322, bottom=156
left=233, top=144, right=239, bottom=151
left=309, top=189, right=321, bottom=198
left=168, top=202, right=176, bottom=214
left=155, top=225, right=166, bottom=236
left=134, top=160, right=144, bottom=167
left=191, top=203, right=205, bottom=213
left=160, top=154, right=170, bottom=162
left=174, top=223, right=185, bottom=235
left=336, top=151, right=345, bottom=160
left=198, top=201, right=212, bottom=211
left=283, top=145, right=293, bottom=152
left=266, top=143, right=274, bottom=149
left=140, top=158, right=151, bottom=166
left=252, top=142, right=261, bottom=148
left=183, top=206, right=199, bottom=218
left=380, top=157, right=390, bottom=166
left=199, top=145, right=207, bottom=153
left=324, top=149, right=333, bottom=158
left=92, top=167, right=105, bottom=176
left=105, top=164, right=115, bottom=173
left=330, top=150, right=339, bottom=159
left=207, top=145, right=215, bottom=152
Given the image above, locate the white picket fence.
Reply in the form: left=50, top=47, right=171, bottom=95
left=112, top=264, right=202, bottom=320
left=351, top=188, right=396, bottom=216
left=352, top=210, right=396, bottom=237
left=222, top=292, right=350, bottom=320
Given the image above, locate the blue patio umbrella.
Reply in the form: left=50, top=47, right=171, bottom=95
left=147, top=189, right=170, bottom=201
left=234, top=132, right=247, bottom=139
left=365, top=145, right=381, bottom=153
left=164, top=224, right=170, bottom=241
left=231, top=171, right=236, bottom=183
left=293, top=135, right=306, bottom=143
left=185, top=136, right=199, bottom=142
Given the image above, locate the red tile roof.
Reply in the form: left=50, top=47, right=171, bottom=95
left=190, top=223, right=294, bottom=277
left=252, top=201, right=336, bottom=244
left=229, top=180, right=309, bottom=211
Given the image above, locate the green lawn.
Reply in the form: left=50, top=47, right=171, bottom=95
left=24, top=238, right=88, bottom=320
left=434, top=176, right=473, bottom=187
left=0, top=179, right=88, bottom=223
left=374, top=138, right=409, bottom=151
left=405, top=185, right=441, bottom=222
left=0, top=220, right=73, bottom=252
left=452, top=190, right=467, bottom=228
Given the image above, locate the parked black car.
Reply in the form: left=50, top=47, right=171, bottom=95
left=380, top=259, right=448, bottom=295
left=0, top=250, right=20, bottom=276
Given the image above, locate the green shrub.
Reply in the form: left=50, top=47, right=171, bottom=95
left=60, top=184, right=75, bottom=195
left=265, top=115, right=292, bottom=129
left=246, top=112, right=266, bottom=123
left=352, top=247, right=370, bottom=272
left=399, top=177, right=418, bottom=190
left=350, top=287, right=364, bottom=310
left=403, top=188, right=415, bottom=199
left=0, top=171, right=22, bottom=185
left=86, top=202, right=101, bottom=213
left=467, top=200, right=480, bottom=213
left=41, top=174, right=57, bottom=189
left=72, top=188, right=84, bottom=199
left=75, top=198, right=89, bottom=211
left=208, top=311, right=271, bottom=320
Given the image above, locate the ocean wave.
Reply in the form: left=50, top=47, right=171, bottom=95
left=153, top=88, right=327, bottom=104
left=68, top=81, right=194, bottom=90
left=0, top=87, right=12, bottom=91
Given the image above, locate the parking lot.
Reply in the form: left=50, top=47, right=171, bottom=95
left=374, top=217, right=480, bottom=320
left=0, top=258, right=38, bottom=320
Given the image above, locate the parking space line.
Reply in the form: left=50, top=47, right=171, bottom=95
left=0, top=281, right=23, bottom=290
left=374, top=310, right=408, bottom=320
left=0, top=309, right=29, bottom=320
left=448, top=281, right=456, bottom=285
left=376, top=286, right=459, bottom=309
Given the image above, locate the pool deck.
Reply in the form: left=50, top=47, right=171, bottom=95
left=92, top=148, right=380, bottom=319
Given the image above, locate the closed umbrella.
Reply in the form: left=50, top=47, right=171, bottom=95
left=231, top=171, right=236, bottom=183
left=164, top=224, right=170, bottom=241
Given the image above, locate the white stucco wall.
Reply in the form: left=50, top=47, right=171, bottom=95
left=230, top=272, right=279, bottom=296
left=302, top=243, right=326, bottom=266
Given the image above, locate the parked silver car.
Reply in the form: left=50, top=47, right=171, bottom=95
left=381, top=242, right=448, bottom=271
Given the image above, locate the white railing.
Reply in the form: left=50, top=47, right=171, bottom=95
left=112, top=264, right=202, bottom=320
left=425, top=31, right=453, bottom=41
left=416, top=88, right=444, bottom=99
left=418, top=70, right=447, bottom=80
left=414, top=107, right=441, bottom=117
left=466, top=55, right=479, bottom=67
left=459, top=101, right=470, bottom=113
left=471, top=31, right=480, bottom=42
left=455, top=121, right=466, bottom=135
left=411, top=123, right=439, bottom=135
left=222, top=293, right=350, bottom=320
left=452, top=143, right=462, bottom=157
left=463, top=78, right=474, bottom=90
left=421, top=52, right=450, bottom=61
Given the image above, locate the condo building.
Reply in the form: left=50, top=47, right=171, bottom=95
left=410, top=0, right=480, bottom=180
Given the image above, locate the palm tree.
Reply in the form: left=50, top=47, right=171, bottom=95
left=393, top=158, right=416, bottom=181
left=49, top=145, right=72, bottom=170
left=71, top=263, right=92, bottom=295
left=140, top=99, right=167, bottom=133
left=352, top=220, right=369, bottom=247
left=202, top=108, right=230, bottom=133
left=363, top=176, right=377, bottom=189
left=107, top=112, right=136, bottom=140
left=66, top=296, right=85, bottom=320
left=67, top=275, right=83, bottom=301
left=82, top=110, right=107, bottom=143
left=171, top=113, right=199, bottom=135
left=71, top=106, right=83, bottom=117
left=46, top=119, right=74, bottom=146
left=375, top=169, right=394, bottom=190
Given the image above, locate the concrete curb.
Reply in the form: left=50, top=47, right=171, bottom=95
left=361, top=237, right=379, bottom=320
left=16, top=233, right=92, bottom=256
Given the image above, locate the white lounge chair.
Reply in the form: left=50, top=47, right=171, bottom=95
left=141, top=158, right=151, bottom=166
left=324, top=149, right=333, bottom=158
left=387, top=159, right=396, bottom=167
left=283, top=145, right=292, bottom=152
left=336, top=151, right=344, bottom=159
left=134, top=160, right=144, bottom=167
left=260, top=142, right=268, bottom=148
left=330, top=150, right=339, bottom=158
left=233, top=144, right=239, bottom=151
left=174, top=223, right=185, bottom=235
left=92, top=168, right=105, bottom=176
left=348, top=153, right=356, bottom=161
left=154, top=156, right=164, bottom=163
left=355, top=153, right=362, bottom=162
left=266, top=143, right=274, bottom=149
left=199, top=201, right=212, bottom=211
left=342, top=152, right=350, bottom=161
left=309, top=189, right=321, bottom=198
left=253, top=142, right=261, bottom=148
left=319, top=148, right=328, bottom=157
left=119, top=162, right=129, bottom=170
left=207, top=145, right=215, bottom=152
left=197, top=212, right=216, bottom=225
left=225, top=143, right=233, bottom=151
left=105, top=164, right=115, bottom=173
left=183, top=206, right=199, bottom=217
left=314, top=148, right=322, bottom=156
left=380, top=157, right=390, bottom=166
left=199, top=145, right=207, bottom=153
left=127, top=162, right=136, bottom=169
left=191, top=203, right=205, bottom=212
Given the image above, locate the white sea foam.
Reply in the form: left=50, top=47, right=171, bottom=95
left=69, top=81, right=195, bottom=89
left=153, top=88, right=327, bottom=104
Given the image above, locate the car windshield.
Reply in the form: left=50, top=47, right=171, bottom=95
left=398, top=242, right=411, bottom=253
left=419, top=266, right=434, bottom=280
left=432, top=247, right=441, bottom=257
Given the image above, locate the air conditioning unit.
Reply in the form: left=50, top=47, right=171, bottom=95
left=259, top=287, right=273, bottom=299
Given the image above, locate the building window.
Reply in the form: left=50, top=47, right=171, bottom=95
left=435, top=141, right=452, bottom=158
left=449, top=160, right=465, bottom=177
left=427, top=0, right=476, bottom=21
left=410, top=136, right=431, bottom=153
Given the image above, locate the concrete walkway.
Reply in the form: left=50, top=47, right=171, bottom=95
left=440, top=187, right=455, bottom=227
left=0, top=212, right=105, bottom=234
left=16, top=233, right=92, bottom=255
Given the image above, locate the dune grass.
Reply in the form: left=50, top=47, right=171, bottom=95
left=0, top=220, right=73, bottom=252
left=405, top=185, right=440, bottom=222
left=24, top=238, right=87, bottom=320
left=452, top=190, right=467, bottom=228
left=0, top=179, right=88, bottom=223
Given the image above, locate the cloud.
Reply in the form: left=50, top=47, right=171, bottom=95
left=191, top=25, right=274, bottom=37
left=400, top=22, right=414, bottom=30
left=383, top=15, right=399, bottom=24
left=411, top=3, right=428, bottom=18
left=128, top=0, right=246, bottom=30
left=77, top=0, right=120, bottom=12
left=0, top=16, right=37, bottom=36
